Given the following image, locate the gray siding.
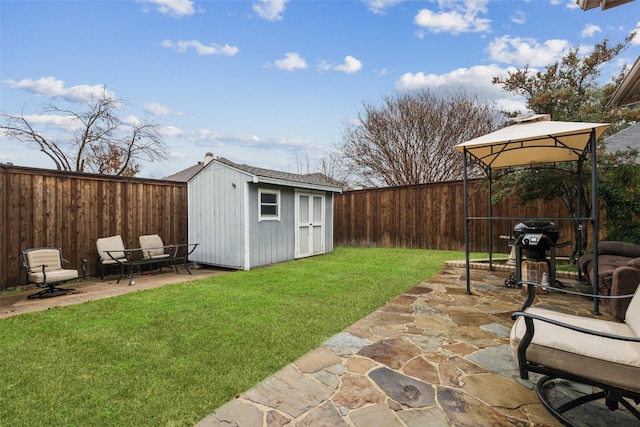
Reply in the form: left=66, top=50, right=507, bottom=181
left=248, top=184, right=296, bottom=268
left=188, top=163, right=250, bottom=269
left=324, top=192, right=334, bottom=253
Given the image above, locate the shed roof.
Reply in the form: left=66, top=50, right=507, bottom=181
left=193, top=157, right=342, bottom=192
left=455, top=115, right=610, bottom=169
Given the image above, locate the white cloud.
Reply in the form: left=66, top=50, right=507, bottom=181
left=122, top=115, right=141, bottom=126
left=333, top=56, right=363, bottom=74
left=511, top=10, right=526, bottom=25
left=631, top=21, right=640, bottom=45
left=363, top=0, right=405, bottom=14
left=562, top=0, right=581, bottom=9
left=395, top=64, right=527, bottom=112
left=144, top=102, right=182, bottom=116
left=161, top=40, right=239, bottom=56
left=414, top=0, right=491, bottom=34
left=253, top=0, right=289, bottom=21
left=2, top=76, right=115, bottom=102
left=487, top=36, right=569, bottom=67
left=165, top=126, right=313, bottom=151
left=581, top=24, right=602, bottom=38
left=137, top=0, right=195, bottom=17
left=272, top=52, right=308, bottom=71
left=20, top=114, right=81, bottom=131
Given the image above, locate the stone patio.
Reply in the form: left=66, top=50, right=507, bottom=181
left=197, top=265, right=637, bottom=427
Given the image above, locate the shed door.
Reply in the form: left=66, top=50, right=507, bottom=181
left=296, top=192, right=324, bottom=258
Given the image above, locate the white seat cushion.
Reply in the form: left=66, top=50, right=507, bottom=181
left=29, top=269, right=78, bottom=285
left=139, top=235, right=166, bottom=258
left=625, top=289, right=640, bottom=337
left=511, top=306, right=640, bottom=393
left=25, top=248, right=62, bottom=272
left=96, top=235, right=127, bottom=263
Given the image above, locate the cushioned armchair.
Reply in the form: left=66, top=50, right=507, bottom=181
left=96, top=235, right=128, bottom=281
left=511, top=281, right=640, bottom=425
left=21, top=247, right=86, bottom=299
left=139, top=234, right=174, bottom=272
left=578, top=241, right=640, bottom=320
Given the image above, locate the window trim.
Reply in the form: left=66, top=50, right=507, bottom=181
left=258, top=188, right=280, bottom=222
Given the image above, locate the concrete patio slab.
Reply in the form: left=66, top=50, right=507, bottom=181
left=0, top=266, right=227, bottom=319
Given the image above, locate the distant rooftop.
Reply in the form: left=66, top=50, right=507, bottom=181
left=605, top=123, right=640, bottom=153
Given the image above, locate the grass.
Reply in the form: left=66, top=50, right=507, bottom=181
left=0, top=247, right=473, bottom=426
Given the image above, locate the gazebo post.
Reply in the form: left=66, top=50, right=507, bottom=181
left=488, top=168, right=493, bottom=270
left=463, top=150, right=471, bottom=294
left=590, top=129, right=600, bottom=315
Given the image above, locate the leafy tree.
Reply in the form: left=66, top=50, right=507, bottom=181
left=1, top=87, right=167, bottom=176
left=337, top=89, right=504, bottom=187
left=492, top=33, right=640, bottom=258
left=599, top=148, right=640, bottom=243
left=492, top=33, right=638, bottom=127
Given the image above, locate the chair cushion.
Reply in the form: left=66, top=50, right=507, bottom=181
left=511, top=307, right=640, bottom=393
left=96, top=235, right=126, bottom=262
left=29, top=268, right=78, bottom=285
left=25, top=249, right=62, bottom=272
left=596, top=241, right=640, bottom=258
left=139, top=235, right=166, bottom=258
left=628, top=257, right=640, bottom=269
left=626, top=290, right=640, bottom=337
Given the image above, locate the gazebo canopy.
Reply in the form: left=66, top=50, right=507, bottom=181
left=455, top=114, right=610, bottom=170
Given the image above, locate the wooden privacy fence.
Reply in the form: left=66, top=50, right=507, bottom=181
left=0, top=164, right=187, bottom=291
left=333, top=179, right=585, bottom=255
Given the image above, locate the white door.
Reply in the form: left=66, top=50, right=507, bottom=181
left=296, top=192, right=324, bottom=258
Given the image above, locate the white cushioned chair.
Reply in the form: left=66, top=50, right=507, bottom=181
left=21, top=247, right=85, bottom=299
left=511, top=281, right=640, bottom=425
left=139, top=234, right=175, bottom=272
left=96, top=235, right=128, bottom=280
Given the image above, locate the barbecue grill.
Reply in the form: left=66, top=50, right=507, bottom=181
left=512, top=221, right=571, bottom=288
left=514, top=221, right=560, bottom=261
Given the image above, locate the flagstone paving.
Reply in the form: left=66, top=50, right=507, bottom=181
left=198, top=266, right=638, bottom=427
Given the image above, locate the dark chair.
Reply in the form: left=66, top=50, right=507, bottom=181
left=21, top=248, right=86, bottom=299
left=578, top=241, right=640, bottom=319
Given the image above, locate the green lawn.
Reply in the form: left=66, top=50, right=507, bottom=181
left=0, top=247, right=471, bottom=426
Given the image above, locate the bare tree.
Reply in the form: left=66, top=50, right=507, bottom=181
left=337, top=89, right=504, bottom=187
left=1, top=87, right=168, bottom=176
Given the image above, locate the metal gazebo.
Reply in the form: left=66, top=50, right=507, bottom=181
left=454, top=114, right=610, bottom=314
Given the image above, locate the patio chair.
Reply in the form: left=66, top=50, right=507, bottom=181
left=21, top=247, right=86, bottom=299
left=510, top=281, right=640, bottom=426
left=96, top=235, right=127, bottom=281
left=138, top=234, right=175, bottom=272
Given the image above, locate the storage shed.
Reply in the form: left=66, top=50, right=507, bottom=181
left=188, top=157, right=343, bottom=270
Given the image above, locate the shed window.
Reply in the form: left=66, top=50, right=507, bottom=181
left=259, top=189, right=280, bottom=221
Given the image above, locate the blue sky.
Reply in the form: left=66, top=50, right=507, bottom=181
left=1, top=0, right=639, bottom=179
